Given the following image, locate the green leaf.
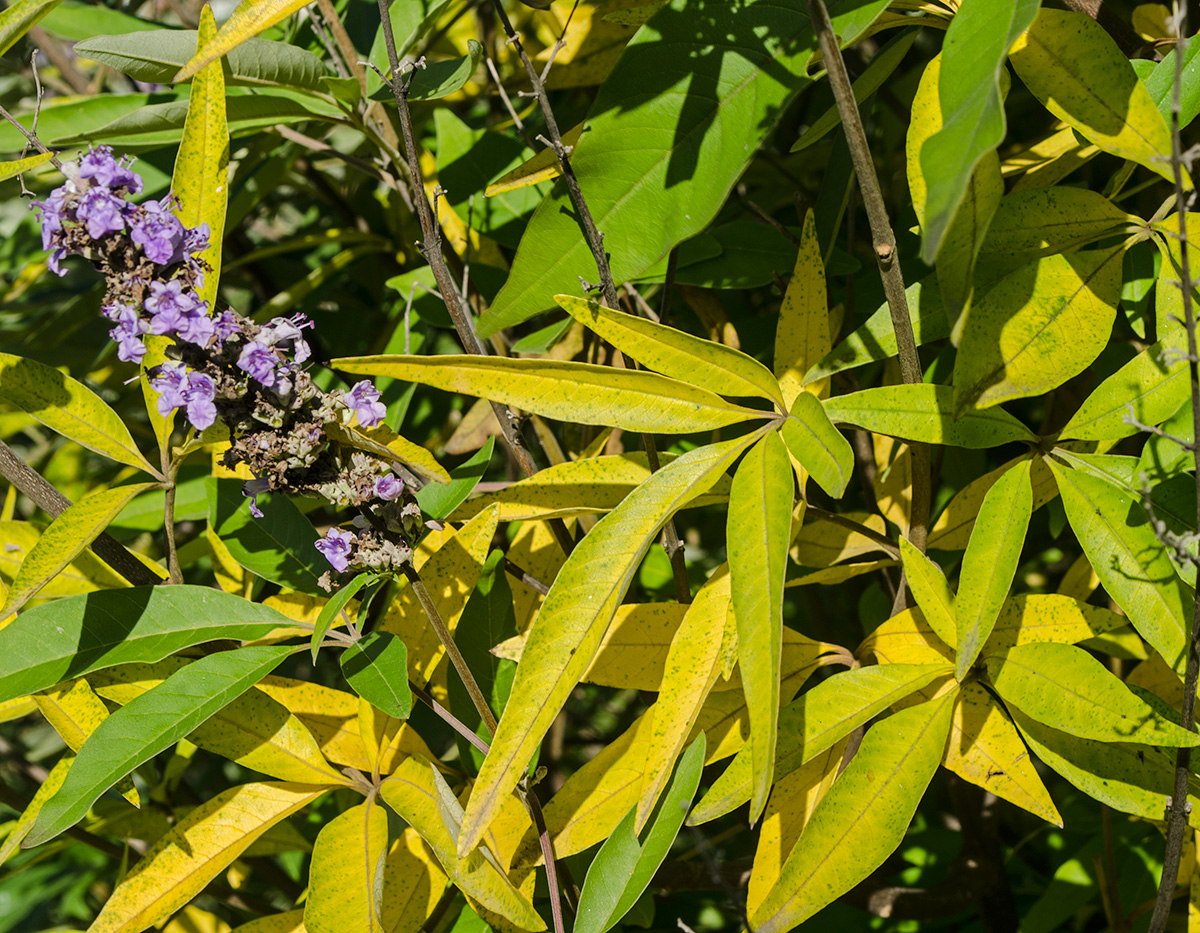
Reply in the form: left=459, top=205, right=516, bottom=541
left=898, top=537, right=957, bottom=650
left=38, top=0, right=160, bottom=41
left=953, top=247, right=1124, bottom=413
left=916, top=0, right=1038, bottom=263
left=367, top=0, right=455, bottom=92
left=26, top=645, right=294, bottom=846
left=0, top=0, right=62, bottom=56
left=1137, top=38, right=1200, bottom=129
left=751, top=691, right=956, bottom=933
left=1008, top=8, right=1183, bottom=187
left=459, top=433, right=757, bottom=857
left=823, top=384, right=1037, bottom=447
left=0, top=353, right=160, bottom=476
left=74, top=29, right=325, bottom=89
left=987, top=642, right=1198, bottom=747
left=332, top=355, right=767, bottom=435
left=1058, top=333, right=1190, bottom=441
left=556, top=294, right=784, bottom=406
left=934, top=151, right=1003, bottom=334
left=305, top=802, right=388, bottom=933
left=727, top=431, right=792, bottom=823
left=0, top=483, right=158, bottom=618
left=0, top=586, right=293, bottom=703
left=779, top=392, right=853, bottom=499
left=0, top=94, right=159, bottom=153
left=690, top=662, right=952, bottom=825
left=955, top=461, right=1032, bottom=679
left=207, top=477, right=326, bottom=595
left=340, top=632, right=413, bottom=721
left=475, top=0, right=889, bottom=335
left=575, top=734, right=706, bottom=933
left=981, top=187, right=1135, bottom=257
left=413, top=438, right=498, bottom=521
left=370, top=41, right=484, bottom=102
left=173, top=0, right=312, bottom=82
left=312, top=573, right=375, bottom=662
left=1047, top=460, right=1190, bottom=672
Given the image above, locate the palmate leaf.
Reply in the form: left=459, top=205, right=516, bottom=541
left=305, top=802, right=389, bottom=933
left=459, top=433, right=758, bottom=857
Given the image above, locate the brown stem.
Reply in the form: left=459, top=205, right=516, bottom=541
left=27, top=25, right=90, bottom=96
left=807, top=0, right=930, bottom=554
left=1149, top=7, right=1199, bottom=931
left=161, top=449, right=182, bottom=585
left=0, top=102, right=62, bottom=170
left=0, top=441, right=161, bottom=587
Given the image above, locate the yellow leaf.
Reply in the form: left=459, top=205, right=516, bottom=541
left=982, top=593, right=1127, bottom=655
left=230, top=908, right=306, bottom=933
left=507, top=519, right=568, bottom=634
left=873, top=434, right=912, bottom=535
left=898, top=537, right=957, bottom=650
left=90, top=782, right=327, bottom=933
left=174, top=0, right=310, bottom=83
left=929, top=454, right=1057, bottom=550
left=306, top=802, right=389, bottom=933
left=1004, top=123, right=1100, bottom=192
left=1127, top=652, right=1184, bottom=711
left=1009, top=8, right=1187, bottom=188
left=791, top=510, right=890, bottom=566
left=786, top=559, right=898, bottom=587
left=381, top=828, right=449, bottom=933
left=333, top=422, right=452, bottom=486
left=776, top=210, right=830, bottom=406
left=486, top=124, right=584, bottom=196
left=0, top=753, right=71, bottom=867
left=164, top=906, right=232, bottom=933
left=857, top=607, right=955, bottom=665
left=0, top=353, right=160, bottom=476
left=380, top=506, right=498, bottom=685
left=208, top=526, right=252, bottom=596
left=380, top=757, right=545, bottom=930
left=0, top=0, right=62, bottom=57
left=0, top=150, right=53, bottom=182
left=746, top=739, right=848, bottom=917
left=0, top=694, right=35, bottom=723
left=1, top=483, right=157, bottom=617
left=174, top=6, right=228, bottom=316
left=332, top=355, right=769, bottom=436
left=728, top=431, right=793, bottom=823
left=460, top=434, right=758, bottom=855
left=556, top=294, right=784, bottom=407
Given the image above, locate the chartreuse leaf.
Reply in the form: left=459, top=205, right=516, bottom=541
left=983, top=593, right=1127, bottom=655
left=751, top=691, right=955, bottom=933
left=935, top=152, right=1003, bottom=334
left=1011, top=708, right=1200, bottom=825
left=945, top=681, right=1060, bottom=826
left=690, top=663, right=951, bottom=825
left=1047, top=460, right=1189, bottom=671
left=986, top=642, right=1199, bottom=746
left=460, top=433, right=756, bottom=857
left=341, top=633, right=413, bottom=721
left=335, top=356, right=766, bottom=435
left=981, top=187, right=1135, bottom=257
left=173, top=9, right=229, bottom=315
left=928, top=454, right=1056, bottom=551
left=140, top=335, right=176, bottom=456
left=0, top=483, right=157, bottom=618
left=0, top=353, right=160, bottom=477
left=859, top=608, right=954, bottom=666
left=87, top=782, right=327, bottom=932
left=915, top=0, right=1037, bottom=264
left=779, top=392, right=853, bottom=499
left=575, top=735, right=705, bottom=933
left=312, top=573, right=375, bottom=662
left=556, top=294, right=784, bottom=407
left=476, top=0, right=889, bottom=335
left=898, top=538, right=957, bottom=650
left=208, top=477, right=325, bottom=594
left=381, top=828, right=448, bottom=933
left=380, top=756, right=545, bottom=930
left=0, top=150, right=53, bottom=181
left=953, top=247, right=1124, bottom=413
left=955, top=461, right=1032, bottom=679
left=173, top=0, right=310, bottom=82
left=336, top=422, right=452, bottom=487
left=1009, top=8, right=1186, bottom=188
left=305, top=801, right=389, bottom=933
left=1058, top=332, right=1190, bottom=441
left=453, top=452, right=730, bottom=523
left=75, top=28, right=324, bottom=90
left=0, top=0, right=62, bottom=56
left=728, top=431, right=792, bottom=824
left=824, top=384, right=1037, bottom=447
left=0, top=755, right=70, bottom=868
left=638, top=567, right=732, bottom=829
left=27, top=645, right=294, bottom=846
left=775, top=210, right=829, bottom=403
left=0, top=586, right=292, bottom=703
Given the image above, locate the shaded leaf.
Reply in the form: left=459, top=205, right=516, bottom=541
left=417, top=438, right=494, bottom=521
left=981, top=187, right=1134, bottom=257
left=341, top=633, right=413, bottom=721
left=174, top=0, right=312, bottom=82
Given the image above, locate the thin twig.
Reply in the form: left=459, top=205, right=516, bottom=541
left=807, top=0, right=930, bottom=555
left=1149, top=5, right=1200, bottom=930
left=161, top=450, right=182, bottom=585
left=806, top=506, right=902, bottom=559
left=504, top=558, right=550, bottom=595
left=272, top=124, right=397, bottom=188
left=0, top=102, right=62, bottom=170
left=410, top=679, right=491, bottom=753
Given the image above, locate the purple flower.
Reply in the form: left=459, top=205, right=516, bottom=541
left=344, top=381, right=386, bottom=428
left=145, top=279, right=198, bottom=335
left=315, top=527, right=355, bottom=572
left=78, top=145, right=142, bottom=193
left=106, top=303, right=149, bottom=363
left=242, top=477, right=270, bottom=519
left=150, top=362, right=187, bottom=415
left=375, top=474, right=403, bottom=501
left=213, top=310, right=239, bottom=342
left=183, top=223, right=210, bottom=261
left=33, top=187, right=68, bottom=251
left=237, top=340, right=278, bottom=387
left=263, top=314, right=312, bottom=364
left=176, top=307, right=215, bottom=347
left=182, top=372, right=216, bottom=430
left=131, top=202, right=185, bottom=264
left=76, top=186, right=126, bottom=239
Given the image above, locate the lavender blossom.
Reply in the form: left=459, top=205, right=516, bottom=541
left=175, top=307, right=215, bottom=347
left=145, top=279, right=198, bottom=335
left=150, top=362, right=187, bottom=415
left=213, top=310, right=239, bottom=343
left=78, top=145, right=142, bottom=193
left=344, top=381, right=386, bottom=428
left=316, top=527, right=355, bottom=572
left=76, top=186, right=126, bottom=239
left=262, top=314, right=313, bottom=363
left=106, top=303, right=149, bottom=363
left=375, top=474, right=403, bottom=501
left=237, top=340, right=279, bottom=387
left=33, top=187, right=67, bottom=250
left=183, top=223, right=210, bottom=261
left=131, top=201, right=185, bottom=264
left=242, top=477, right=270, bottom=519
left=150, top=363, right=216, bottom=430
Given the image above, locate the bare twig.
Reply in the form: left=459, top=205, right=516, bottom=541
left=0, top=102, right=62, bottom=170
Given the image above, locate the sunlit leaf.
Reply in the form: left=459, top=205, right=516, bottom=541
left=305, top=801, right=389, bottom=933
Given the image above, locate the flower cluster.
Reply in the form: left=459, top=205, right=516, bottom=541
left=32, top=146, right=430, bottom=584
